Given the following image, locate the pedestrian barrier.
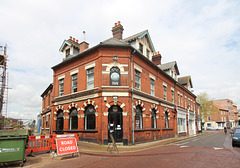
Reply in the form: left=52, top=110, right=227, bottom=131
left=26, top=134, right=79, bottom=154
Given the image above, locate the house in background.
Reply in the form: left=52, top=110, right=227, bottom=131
left=213, top=99, right=237, bottom=128
left=40, top=83, right=53, bottom=134
left=203, top=104, right=229, bottom=130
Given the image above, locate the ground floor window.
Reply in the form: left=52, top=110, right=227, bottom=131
left=69, top=108, right=78, bottom=130
left=135, top=105, right=143, bottom=129
left=151, top=109, right=157, bottom=129
left=164, top=111, right=169, bottom=129
left=56, top=110, right=64, bottom=131
left=85, top=105, right=95, bottom=130
left=177, top=118, right=186, bottom=132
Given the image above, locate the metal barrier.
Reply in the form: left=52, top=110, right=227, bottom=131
left=26, top=134, right=79, bottom=154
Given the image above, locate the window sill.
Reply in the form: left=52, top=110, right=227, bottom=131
left=162, top=128, right=173, bottom=131
left=134, top=129, right=161, bottom=132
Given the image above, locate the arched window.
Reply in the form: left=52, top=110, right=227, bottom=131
left=151, top=109, right=157, bottom=129
left=165, top=111, right=169, bottom=128
left=110, top=67, right=120, bottom=86
left=85, top=105, right=95, bottom=130
left=56, top=110, right=64, bottom=132
left=69, top=108, right=78, bottom=130
left=135, top=105, right=143, bottom=129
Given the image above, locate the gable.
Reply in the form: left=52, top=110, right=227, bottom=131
left=59, top=40, right=72, bottom=52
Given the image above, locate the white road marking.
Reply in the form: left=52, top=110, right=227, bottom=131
left=213, top=147, right=223, bottom=150
left=192, top=138, right=199, bottom=141
left=180, top=146, right=189, bottom=148
left=179, top=142, right=189, bottom=145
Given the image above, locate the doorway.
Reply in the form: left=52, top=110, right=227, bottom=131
left=108, top=105, right=123, bottom=142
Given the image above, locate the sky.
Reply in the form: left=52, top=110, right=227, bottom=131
left=0, top=0, right=239, bottom=121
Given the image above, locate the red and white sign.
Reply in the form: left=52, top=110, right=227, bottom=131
left=55, top=137, right=78, bottom=155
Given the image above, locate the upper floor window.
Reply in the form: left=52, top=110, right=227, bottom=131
left=178, top=94, right=180, bottom=105
left=163, top=85, right=167, bottom=100
left=185, top=97, right=187, bottom=108
left=66, top=48, right=70, bottom=57
left=150, top=78, right=155, bottom=96
left=135, top=70, right=141, bottom=90
left=110, top=67, right=120, bottom=86
left=72, top=74, right=77, bottom=93
left=87, top=67, right=94, bottom=89
left=146, top=49, right=150, bottom=58
left=171, top=90, right=174, bottom=103
left=139, top=43, right=143, bottom=53
left=181, top=95, right=183, bottom=106
left=59, top=79, right=64, bottom=96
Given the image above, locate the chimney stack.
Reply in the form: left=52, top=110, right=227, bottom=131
left=152, top=51, right=162, bottom=65
left=79, top=31, right=89, bottom=53
left=112, top=21, right=124, bottom=40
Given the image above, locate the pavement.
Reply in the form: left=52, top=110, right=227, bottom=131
left=1, top=131, right=216, bottom=167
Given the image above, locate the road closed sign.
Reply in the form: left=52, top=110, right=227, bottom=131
left=56, top=137, right=78, bottom=155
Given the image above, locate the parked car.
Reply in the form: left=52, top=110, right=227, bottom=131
left=231, top=126, right=240, bottom=147
left=206, top=127, right=218, bottom=130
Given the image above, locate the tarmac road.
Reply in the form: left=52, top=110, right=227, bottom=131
left=3, top=131, right=240, bottom=168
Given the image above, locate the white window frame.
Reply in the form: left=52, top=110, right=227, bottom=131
left=150, top=78, right=155, bottom=96
left=87, top=67, right=94, bottom=89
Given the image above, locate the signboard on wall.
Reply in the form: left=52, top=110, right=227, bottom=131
left=56, top=137, right=78, bottom=155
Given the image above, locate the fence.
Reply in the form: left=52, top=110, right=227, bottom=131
left=26, top=134, right=79, bottom=154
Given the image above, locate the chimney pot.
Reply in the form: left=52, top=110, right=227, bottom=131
left=70, top=36, right=72, bottom=40
left=115, top=23, right=117, bottom=26
left=118, top=21, right=120, bottom=25
left=153, top=53, right=155, bottom=56
left=73, top=38, right=75, bottom=41
left=76, top=39, right=78, bottom=43
left=158, top=51, right=159, bottom=55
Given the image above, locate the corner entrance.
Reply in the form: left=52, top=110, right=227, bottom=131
left=108, top=105, right=123, bottom=142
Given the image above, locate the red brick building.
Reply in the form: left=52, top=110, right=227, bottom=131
left=203, top=104, right=229, bottom=130
left=40, top=84, right=53, bottom=134
left=45, top=22, right=197, bottom=145
left=213, top=99, right=238, bottom=128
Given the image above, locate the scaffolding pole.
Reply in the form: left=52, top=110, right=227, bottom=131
left=0, top=44, right=8, bottom=130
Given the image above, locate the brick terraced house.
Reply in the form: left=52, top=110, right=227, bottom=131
left=43, top=22, right=197, bottom=145
left=41, top=83, right=53, bottom=134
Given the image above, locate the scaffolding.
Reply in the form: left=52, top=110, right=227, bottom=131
left=0, top=44, right=8, bottom=130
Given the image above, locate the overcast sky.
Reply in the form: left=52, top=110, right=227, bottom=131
left=0, top=0, right=239, bottom=121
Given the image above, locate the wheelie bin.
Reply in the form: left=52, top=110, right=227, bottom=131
left=0, top=129, right=29, bottom=167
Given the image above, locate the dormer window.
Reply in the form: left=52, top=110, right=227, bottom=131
left=146, top=49, right=150, bottom=58
left=139, top=43, right=143, bottom=53
left=66, top=49, right=70, bottom=57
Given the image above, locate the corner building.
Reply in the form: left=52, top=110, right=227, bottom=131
left=50, top=22, right=197, bottom=145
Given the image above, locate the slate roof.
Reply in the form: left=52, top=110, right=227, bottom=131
left=178, top=76, right=193, bottom=88
left=123, top=30, right=148, bottom=42
left=213, top=104, right=229, bottom=111
left=159, top=61, right=180, bottom=75
left=122, top=30, right=155, bottom=52
left=101, top=38, right=130, bottom=46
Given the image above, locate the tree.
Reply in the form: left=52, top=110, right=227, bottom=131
left=196, top=92, right=214, bottom=120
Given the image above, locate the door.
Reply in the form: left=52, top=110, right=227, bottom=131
left=108, top=105, right=123, bottom=142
